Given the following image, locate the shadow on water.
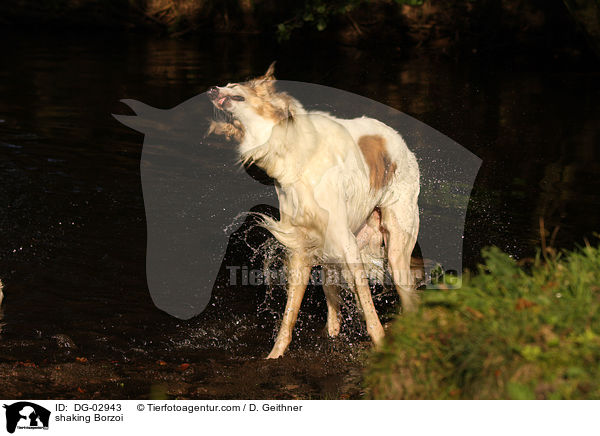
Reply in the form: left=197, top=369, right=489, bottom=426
left=0, top=31, right=599, bottom=398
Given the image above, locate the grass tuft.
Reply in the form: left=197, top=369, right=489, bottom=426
left=364, top=244, right=600, bottom=399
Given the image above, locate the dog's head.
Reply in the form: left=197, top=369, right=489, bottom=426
left=208, top=62, right=301, bottom=144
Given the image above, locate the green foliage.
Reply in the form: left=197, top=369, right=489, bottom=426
left=364, top=243, right=600, bottom=399
left=275, top=0, right=483, bottom=40
left=277, top=0, right=361, bottom=40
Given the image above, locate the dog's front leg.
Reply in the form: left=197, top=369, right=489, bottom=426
left=267, top=252, right=312, bottom=359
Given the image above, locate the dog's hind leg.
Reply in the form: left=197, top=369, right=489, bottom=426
left=267, top=251, right=312, bottom=359
left=381, top=203, right=419, bottom=313
left=332, top=230, right=385, bottom=345
left=322, top=267, right=341, bottom=337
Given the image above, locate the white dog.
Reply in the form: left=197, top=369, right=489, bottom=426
left=209, top=64, right=420, bottom=358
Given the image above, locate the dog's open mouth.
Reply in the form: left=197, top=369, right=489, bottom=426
left=217, top=96, right=228, bottom=107
left=215, top=94, right=245, bottom=109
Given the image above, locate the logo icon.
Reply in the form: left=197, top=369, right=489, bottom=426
left=3, top=402, right=50, bottom=433
left=114, top=81, right=481, bottom=319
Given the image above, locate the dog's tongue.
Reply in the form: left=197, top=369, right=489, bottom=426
left=218, top=96, right=227, bottom=106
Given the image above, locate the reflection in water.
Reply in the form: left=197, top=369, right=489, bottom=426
left=0, top=33, right=599, bottom=395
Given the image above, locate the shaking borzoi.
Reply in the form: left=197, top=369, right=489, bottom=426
left=208, top=64, right=420, bottom=359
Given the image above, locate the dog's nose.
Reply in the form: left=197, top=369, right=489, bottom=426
left=208, top=86, right=219, bottom=99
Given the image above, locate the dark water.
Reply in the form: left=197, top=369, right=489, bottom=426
left=0, top=32, right=599, bottom=398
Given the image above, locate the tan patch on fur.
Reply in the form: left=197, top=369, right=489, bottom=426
left=250, top=96, right=286, bottom=122
left=243, top=63, right=297, bottom=122
left=243, top=84, right=296, bottom=122
left=358, top=135, right=397, bottom=190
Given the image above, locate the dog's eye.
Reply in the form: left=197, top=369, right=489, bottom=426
left=230, top=95, right=245, bottom=101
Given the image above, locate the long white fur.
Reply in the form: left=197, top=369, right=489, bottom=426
left=210, top=67, right=420, bottom=358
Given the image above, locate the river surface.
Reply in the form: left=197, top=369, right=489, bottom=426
left=0, top=32, right=598, bottom=398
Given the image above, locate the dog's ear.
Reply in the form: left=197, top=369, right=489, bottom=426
left=256, top=62, right=276, bottom=83
left=253, top=61, right=276, bottom=97
left=263, top=61, right=276, bottom=80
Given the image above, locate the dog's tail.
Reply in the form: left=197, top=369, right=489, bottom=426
left=252, top=213, right=322, bottom=258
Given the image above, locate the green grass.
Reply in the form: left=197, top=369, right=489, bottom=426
left=364, top=243, right=600, bottom=399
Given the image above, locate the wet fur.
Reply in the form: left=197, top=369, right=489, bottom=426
left=209, top=63, right=420, bottom=358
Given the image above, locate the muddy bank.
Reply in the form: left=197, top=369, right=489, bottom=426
left=0, top=270, right=382, bottom=399
left=0, top=345, right=366, bottom=400
left=0, top=301, right=370, bottom=400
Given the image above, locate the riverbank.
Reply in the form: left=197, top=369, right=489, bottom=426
left=2, top=0, right=598, bottom=59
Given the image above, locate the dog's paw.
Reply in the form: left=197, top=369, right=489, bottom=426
left=266, top=350, right=285, bottom=359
